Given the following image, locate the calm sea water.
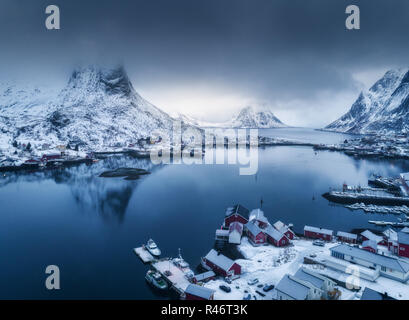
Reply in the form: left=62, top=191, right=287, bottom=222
left=0, top=128, right=407, bottom=299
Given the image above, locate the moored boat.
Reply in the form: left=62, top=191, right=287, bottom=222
left=146, top=239, right=161, bottom=257
left=145, top=270, right=168, bottom=290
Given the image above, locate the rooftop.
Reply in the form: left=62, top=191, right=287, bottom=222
left=274, top=275, right=310, bottom=300
left=294, top=268, right=325, bottom=289
left=225, top=204, right=250, bottom=219
left=398, top=231, right=409, bottom=245
left=331, top=244, right=409, bottom=273
left=361, top=230, right=383, bottom=243
left=337, top=231, right=358, bottom=240
left=304, top=225, right=333, bottom=236
left=204, top=249, right=236, bottom=271
left=185, top=284, right=215, bottom=299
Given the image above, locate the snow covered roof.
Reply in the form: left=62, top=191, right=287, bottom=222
left=264, top=225, right=286, bottom=241
left=304, top=225, right=333, bottom=236
left=245, top=220, right=264, bottom=236
left=250, top=209, right=268, bottom=223
left=193, top=271, right=215, bottom=282
left=398, top=231, right=409, bottom=245
left=294, top=268, right=326, bottom=289
left=216, top=229, right=229, bottom=237
left=274, top=275, right=311, bottom=300
left=229, top=221, right=243, bottom=234
left=362, top=240, right=377, bottom=249
left=225, top=204, right=250, bottom=219
left=331, top=244, right=409, bottom=273
left=400, top=172, right=409, bottom=181
left=383, top=228, right=398, bottom=241
left=360, top=287, right=396, bottom=300
left=185, top=284, right=215, bottom=299
left=361, top=230, right=383, bottom=243
left=401, top=227, right=409, bottom=234
left=337, top=231, right=358, bottom=240
left=204, top=249, right=237, bottom=271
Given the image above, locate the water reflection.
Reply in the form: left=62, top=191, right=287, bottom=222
left=0, top=155, right=161, bottom=222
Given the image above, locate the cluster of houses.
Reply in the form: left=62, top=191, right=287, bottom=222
left=183, top=205, right=409, bottom=300
left=273, top=267, right=338, bottom=300
left=303, top=224, right=409, bottom=259
left=215, top=204, right=295, bottom=248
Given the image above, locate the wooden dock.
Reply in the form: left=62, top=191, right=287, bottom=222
left=151, top=259, right=192, bottom=295
left=133, top=246, right=156, bottom=263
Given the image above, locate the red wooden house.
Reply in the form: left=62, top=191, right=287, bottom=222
left=250, top=209, right=269, bottom=229
left=304, top=225, right=333, bottom=241
left=336, top=231, right=358, bottom=244
left=201, top=249, right=241, bottom=277
left=41, top=153, right=61, bottom=161
left=398, top=232, right=409, bottom=258
left=265, top=225, right=290, bottom=247
left=245, top=220, right=267, bottom=245
left=360, top=230, right=383, bottom=244
left=224, top=204, right=250, bottom=227
left=184, top=284, right=215, bottom=300
left=362, top=240, right=377, bottom=253
left=273, top=220, right=295, bottom=240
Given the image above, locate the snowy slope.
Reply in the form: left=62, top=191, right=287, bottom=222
left=0, top=65, right=180, bottom=155
left=325, top=68, right=409, bottom=134
left=177, top=106, right=286, bottom=129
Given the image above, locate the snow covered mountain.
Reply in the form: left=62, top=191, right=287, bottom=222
left=230, top=106, right=286, bottom=128
left=325, top=68, right=409, bottom=134
left=177, top=106, right=286, bottom=129
left=0, top=65, right=179, bottom=154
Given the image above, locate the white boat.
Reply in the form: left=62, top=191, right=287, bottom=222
left=146, top=239, right=161, bottom=257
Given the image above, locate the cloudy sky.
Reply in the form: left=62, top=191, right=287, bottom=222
left=1, top=0, right=409, bottom=127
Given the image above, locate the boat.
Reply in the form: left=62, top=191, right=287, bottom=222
left=146, top=239, right=161, bottom=257
left=145, top=270, right=168, bottom=290
left=172, top=248, right=190, bottom=270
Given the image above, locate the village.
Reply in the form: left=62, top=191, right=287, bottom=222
left=314, top=133, right=409, bottom=160
left=134, top=204, right=409, bottom=301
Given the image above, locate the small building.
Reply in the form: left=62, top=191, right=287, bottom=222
left=202, top=249, right=241, bottom=277
left=360, top=287, right=396, bottom=300
left=249, top=209, right=269, bottom=229
left=273, top=274, right=322, bottom=300
left=192, top=271, right=216, bottom=284
left=361, top=230, right=383, bottom=244
left=304, top=225, right=333, bottom=241
left=264, top=225, right=290, bottom=247
left=224, top=204, right=250, bottom=227
left=273, top=220, right=295, bottom=240
left=362, top=240, right=377, bottom=253
left=245, top=220, right=267, bottom=246
left=401, top=227, right=409, bottom=234
left=184, top=284, right=215, bottom=300
left=383, top=228, right=399, bottom=254
left=398, top=231, right=409, bottom=259
left=336, top=231, right=357, bottom=244
left=294, top=267, right=337, bottom=299
left=215, top=229, right=229, bottom=242
left=228, top=222, right=243, bottom=244
left=41, top=153, right=61, bottom=161
left=330, top=244, right=409, bottom=283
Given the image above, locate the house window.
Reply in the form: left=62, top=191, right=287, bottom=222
left=381, top=266, right=386, bottom=272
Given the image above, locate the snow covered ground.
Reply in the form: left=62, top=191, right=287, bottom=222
left=203, top=237, right=409, bottom=300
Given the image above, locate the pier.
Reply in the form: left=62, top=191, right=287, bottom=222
left=151, top=259, right=192, bottom=296
left=133, top=246, right=156, bottom=263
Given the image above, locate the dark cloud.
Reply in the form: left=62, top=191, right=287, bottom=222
left=1, top=0, right=409, bottom=126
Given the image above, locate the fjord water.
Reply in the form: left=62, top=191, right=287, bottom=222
left=0, top=128, right=408, bottom=299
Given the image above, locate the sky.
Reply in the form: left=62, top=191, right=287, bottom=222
left=1, top=0, right=409, bottom=127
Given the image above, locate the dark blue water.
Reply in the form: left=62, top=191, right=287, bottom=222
left=0, top=128, right=407, bottom=299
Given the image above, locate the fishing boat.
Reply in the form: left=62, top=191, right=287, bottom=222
left=145, top=270, right=168, bottom=290
left=146, top=239, right=161, bottom=257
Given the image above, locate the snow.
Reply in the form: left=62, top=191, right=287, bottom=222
left=325, top=68, right=409, bottom=134
left=202, top=237, right=409, bottom=300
